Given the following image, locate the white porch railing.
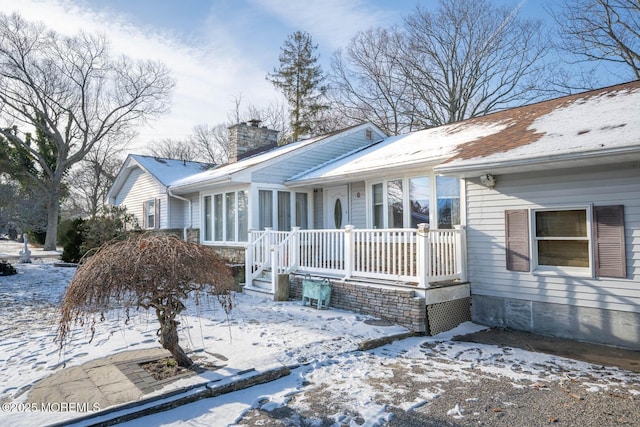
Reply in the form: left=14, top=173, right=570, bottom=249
left=245, top=224, right=467, bottom=293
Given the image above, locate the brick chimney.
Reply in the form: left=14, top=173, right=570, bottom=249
left=228, top=119, right=279, bottom=163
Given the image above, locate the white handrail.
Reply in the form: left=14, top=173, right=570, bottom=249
left=245, top=226, right=463, bottom=289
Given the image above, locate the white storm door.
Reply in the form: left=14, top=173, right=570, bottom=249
left=324, top=186, right=348, bottom=229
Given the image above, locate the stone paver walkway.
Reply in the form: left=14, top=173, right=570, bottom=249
left=28, top=348, right=178, bottom=409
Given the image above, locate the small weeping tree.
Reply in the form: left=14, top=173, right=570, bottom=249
left=57, top=232, right=234, bottom=367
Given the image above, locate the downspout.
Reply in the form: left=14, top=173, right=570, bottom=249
left=167, top=189, right=192, bottom=241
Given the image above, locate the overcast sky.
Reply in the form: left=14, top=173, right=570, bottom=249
left=1, top=0, right=551, bottom=152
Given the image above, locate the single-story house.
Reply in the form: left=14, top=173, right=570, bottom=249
left=109, top=81, right=640, bottom=349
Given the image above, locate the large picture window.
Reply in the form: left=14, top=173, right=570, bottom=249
left=371, top=175, right=460, bottom=229
left=205, top=190, right=248, bottom=243
left=258, top=189, right=310, bottom=231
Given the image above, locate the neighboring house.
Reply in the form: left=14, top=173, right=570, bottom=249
left=109, top=81, right=640, bottom=349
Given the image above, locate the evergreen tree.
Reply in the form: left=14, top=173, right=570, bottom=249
left=267, top=31, right=327, bottom=141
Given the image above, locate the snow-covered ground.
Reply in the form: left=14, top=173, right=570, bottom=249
left=1, top=241, right=639, bottom=427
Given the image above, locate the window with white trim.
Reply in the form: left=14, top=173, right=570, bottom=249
left=436, top=176, right=460, bottom=229
left=144, top=199, right=155, bottom=229
left=258, top=189, right=310, bottom=231
left=204, top=196, right=212, bottom=240
left=204, top=190, right=248, bottom=243
left=370, top=175, right=460, bottom=229
left=295, top=193, right=308, bottom=228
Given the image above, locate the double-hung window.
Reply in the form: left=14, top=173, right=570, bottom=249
left=144, top=199, right=156, bottom=229
left=534, top=209, right=589, bottom=269
left=505, top=205, right=626, bottom=278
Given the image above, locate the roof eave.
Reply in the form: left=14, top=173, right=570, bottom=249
left=286, top=160, right=443, bottom=187
left=435, top=145, right=640, bottom=177
left=169, top=175, right=235, bottom=193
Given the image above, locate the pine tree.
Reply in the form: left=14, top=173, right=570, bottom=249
left=267, top=31, right=327, bottom=141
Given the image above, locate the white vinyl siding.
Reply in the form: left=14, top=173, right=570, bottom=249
left=350, top=181, right=366, bottom=228
left=465, top=164, right=640, bottom=314
left=314, top=190, right=323, bottom=229
left=114, top=168, right=165, bottom=229
left=252, top=127, right=386, bottom=184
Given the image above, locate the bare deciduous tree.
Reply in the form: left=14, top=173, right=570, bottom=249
left=58, top=233, right=234, bottom=367
left=329, top=27, right=417, bottom=135
left=328, top=0, right=550, bottom=132
left=243, top=101, right=291, bottom=145
left=67, top=137, right=125, bottom=219
left=402, top=0, right=549, bottom=126
left=555, top=0, right=639, bottom=80
left=0, top=13, right=174, bottom=250
left=189, top=123, right=232, bottom=164
left=147, top=138, right=201, bottom=162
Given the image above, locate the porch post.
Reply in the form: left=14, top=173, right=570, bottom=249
left=245, top=229, right=253, bottom=287
left=264, top=227, right=272, bottom=269
left=290, top=227, right=300, bottom=270
left=344, top=225, right=354, bottom=279
left=455, top=225, right=467, bottom=282
left=417, top=223, right=430, bottom=289
left=270, top=244, right=278, bottom=293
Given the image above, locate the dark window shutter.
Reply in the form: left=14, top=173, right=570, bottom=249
left=142, top=202, right=147, bottom=228
left=505, top=209, right=530, bottom=272
left=593, top=205, right=626, bottom=278
left=155, top=198, right=161, bottom=229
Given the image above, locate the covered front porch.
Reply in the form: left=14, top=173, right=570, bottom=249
left=244, top=225, right=470, bottom=334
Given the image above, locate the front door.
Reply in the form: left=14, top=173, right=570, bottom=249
left=325, top=186, right=348, bottom=229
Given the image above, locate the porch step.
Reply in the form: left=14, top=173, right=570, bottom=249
left=252, top=277, right=272, bottom=290
left=243, top=285, right=274, bottom=299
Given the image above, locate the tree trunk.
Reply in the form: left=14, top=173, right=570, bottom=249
left=156, top=305, right=193, bottom=367
left=43, top=186, right=60, bottom=251
left=158, top=320, right=193, bottom=367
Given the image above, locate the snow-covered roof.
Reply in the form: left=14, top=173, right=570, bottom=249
left=289, top=81, right=640, bottom=183
left=287, top=121, right=508, bottom=185
left=130, top=155, right=214, bottom=187
left=170, top=124, right=375, bottom=190
left=436, top=80, right=640, bottom=176
left=106, top=154, right=214, bottom=201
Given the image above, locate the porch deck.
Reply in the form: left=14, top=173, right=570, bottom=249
left=245, top=224, right=467, bottom=298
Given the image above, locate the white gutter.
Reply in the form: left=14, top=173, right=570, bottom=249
left=170, top=176, right=232, bottom=193
left=167, top=189, right=192, bottom=241
left=434, top=145, right=640, bottom=177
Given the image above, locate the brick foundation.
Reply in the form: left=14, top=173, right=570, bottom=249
left=290, top=274, right=426, bottom=333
